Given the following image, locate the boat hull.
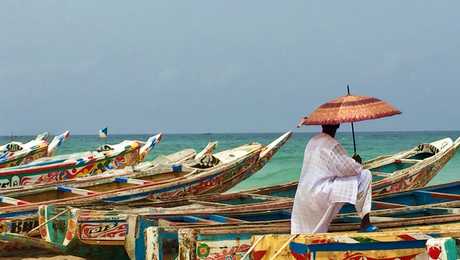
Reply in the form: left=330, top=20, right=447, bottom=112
left=0, top=147, right=48, bottom=170
left=0, top=144, right=141, bottom=189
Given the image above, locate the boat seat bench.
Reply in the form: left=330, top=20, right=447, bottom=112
left=186, top=200, right=231, bottom=207
left=57, top=186, right=99, bottom=196
left=398, top=159, right=422, bottom=163
left=371, top=171, right=390, bottom=177
left=113, top=177, right=154, bottom=185
left=0, top=196, right=31, bottom=206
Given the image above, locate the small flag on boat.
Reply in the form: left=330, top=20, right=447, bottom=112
left=99, top=127, right=108, bottom=139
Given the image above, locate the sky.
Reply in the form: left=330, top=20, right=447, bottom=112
left=0, top=1, right=459, bottom=135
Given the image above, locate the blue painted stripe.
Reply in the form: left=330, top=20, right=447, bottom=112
left=57, top=186, right=72, bottom=192
left=167, top=216, right=205, bottom=223
left=290, top=240, right=428, bottom=253
left=207, top=215, right=230, bottom=223
left=0, top=209, right=37, bottom=219
left=114, top=177, right=128, bottom=183
left=57, top=186, right=71, bottom=193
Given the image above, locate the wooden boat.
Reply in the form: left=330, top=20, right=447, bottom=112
left=2, top=222, right=459, bottom=259
left=0, top=131, right=292, bottom=222
left=3, top=140, right=215, bottom=195
left=31, top=177, right=460, bottom=259
left=0, top=147, right=200, bottom=236
left=0, top=130, right=70, bottom=169
left=175, top=223, right=460, bottom=260
left=0, top=133, right=161, bottom=189
left=27, top=135, right=460, bottom=218
left=0, top=135, right=455, bottom=258
left=249, top=136, right=460, bottom=196
left=0, top=232, right=66, bottom=258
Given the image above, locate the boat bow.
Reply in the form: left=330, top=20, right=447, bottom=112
left=259, top=131, right=292, bottom=160
left=139, top=133, right=163, bottom=161
left=47, top=130, right=71, bottom=156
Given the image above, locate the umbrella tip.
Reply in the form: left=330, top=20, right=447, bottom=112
left=297, top=117, right=308, bottom=128
left=347, top=84, right=351, bottom=95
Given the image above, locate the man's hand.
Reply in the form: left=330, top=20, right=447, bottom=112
left=352, top=153, right=362, bottom=164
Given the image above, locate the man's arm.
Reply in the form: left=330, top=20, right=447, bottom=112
left=330, top=144, right=363, bottom=177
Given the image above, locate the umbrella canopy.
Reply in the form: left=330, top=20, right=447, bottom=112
left=298, top=88, right=401, bottom=158
left=299, top=95, right=401, bottom=126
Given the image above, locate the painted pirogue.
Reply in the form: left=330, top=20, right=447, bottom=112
left=32, top=177, right=460, bottom=259
left=178, top=223, right=460, bottom=260
left=251, top=136, right=460, bottom=196
left=0, top=131, right=69, bottom=170
left=25, top=136, right=459, bottom=259
left=31, top=136, right=460, bottom=216
left=0, top=132, right=292, bottom=223
left=2, top=221, right=459, bottom=259
left=0, top=133, right=161, bottom=189
left=0, top=135, right=458, bottom=259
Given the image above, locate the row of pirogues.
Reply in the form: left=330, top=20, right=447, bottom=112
left=0, top=131, right=163, bottom=189
left=0, top=133, right=460, bottom=259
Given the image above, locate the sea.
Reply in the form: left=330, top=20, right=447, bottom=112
left=2, top=131, right=460, bottom=192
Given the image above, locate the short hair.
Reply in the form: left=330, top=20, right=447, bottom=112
left=321, top=124, right=340, bottom=132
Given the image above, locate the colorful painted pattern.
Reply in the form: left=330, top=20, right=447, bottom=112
left=0, top=218, right=38, bottom=234
left=426, top=238, right=457, bottom=260
left=0, top=131, right=70, bottom=169
left=0, top=140, right=142, bottom=189
left=32, top=133, right=292, bottom=259
left=0, top=140, right=48, bottom=169
left=79, top=222, right=128, bottom=241
left=372, top=143, right=457, bottom=196
left=249, top=229, right=460, bottom=260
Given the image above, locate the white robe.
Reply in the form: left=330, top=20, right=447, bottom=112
left=291, top=133, right=372, bottom=234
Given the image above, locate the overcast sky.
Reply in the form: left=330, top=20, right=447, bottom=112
left=0, top=1, right=459, bottom=135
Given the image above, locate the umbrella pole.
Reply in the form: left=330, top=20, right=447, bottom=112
left=351, top=122, right=357, bottom=155
left=347, top=85, right=357, bottom=155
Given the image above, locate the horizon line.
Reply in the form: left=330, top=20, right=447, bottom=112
left=1, top=129, right=459, bottom=137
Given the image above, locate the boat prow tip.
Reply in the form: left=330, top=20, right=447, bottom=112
left=35, top=132, right=49, bottom=141
left=259, top=131, right=292, bottom=159
left=47, top=130, right=71, bottom=156
left=139, top=133, right=163, bottom=161
left=454, top=137, right=460, bottom=150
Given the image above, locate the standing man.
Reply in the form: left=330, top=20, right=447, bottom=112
left=291, top=124, right=378, bottom=234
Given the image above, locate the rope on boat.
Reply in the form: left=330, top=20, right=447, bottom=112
left=27, top=208, right=71, bottom=237
left=268, top=234, right=299, bottom=260
left=241, top=235, right=265, bottom=260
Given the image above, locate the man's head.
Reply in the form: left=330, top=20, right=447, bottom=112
left=322, top=124, right=340, bottom=137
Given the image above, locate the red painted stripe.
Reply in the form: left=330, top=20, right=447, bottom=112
left=291, top=252, right=309, bottom=260
left=301, top=110, right=401, bottom=125
left=17, top=200, right=31, bottom=205
left=397, top=234, right=416, bottom=241
left=252, top=250, right=267, bottom=260
left=318, top=97, right=382, bottom=108
left=0, top=161, right=77, bottom=177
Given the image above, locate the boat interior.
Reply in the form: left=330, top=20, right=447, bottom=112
left=0, top=145, right=262, bottom=208
left=368, top=143, right=445, bottom=182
